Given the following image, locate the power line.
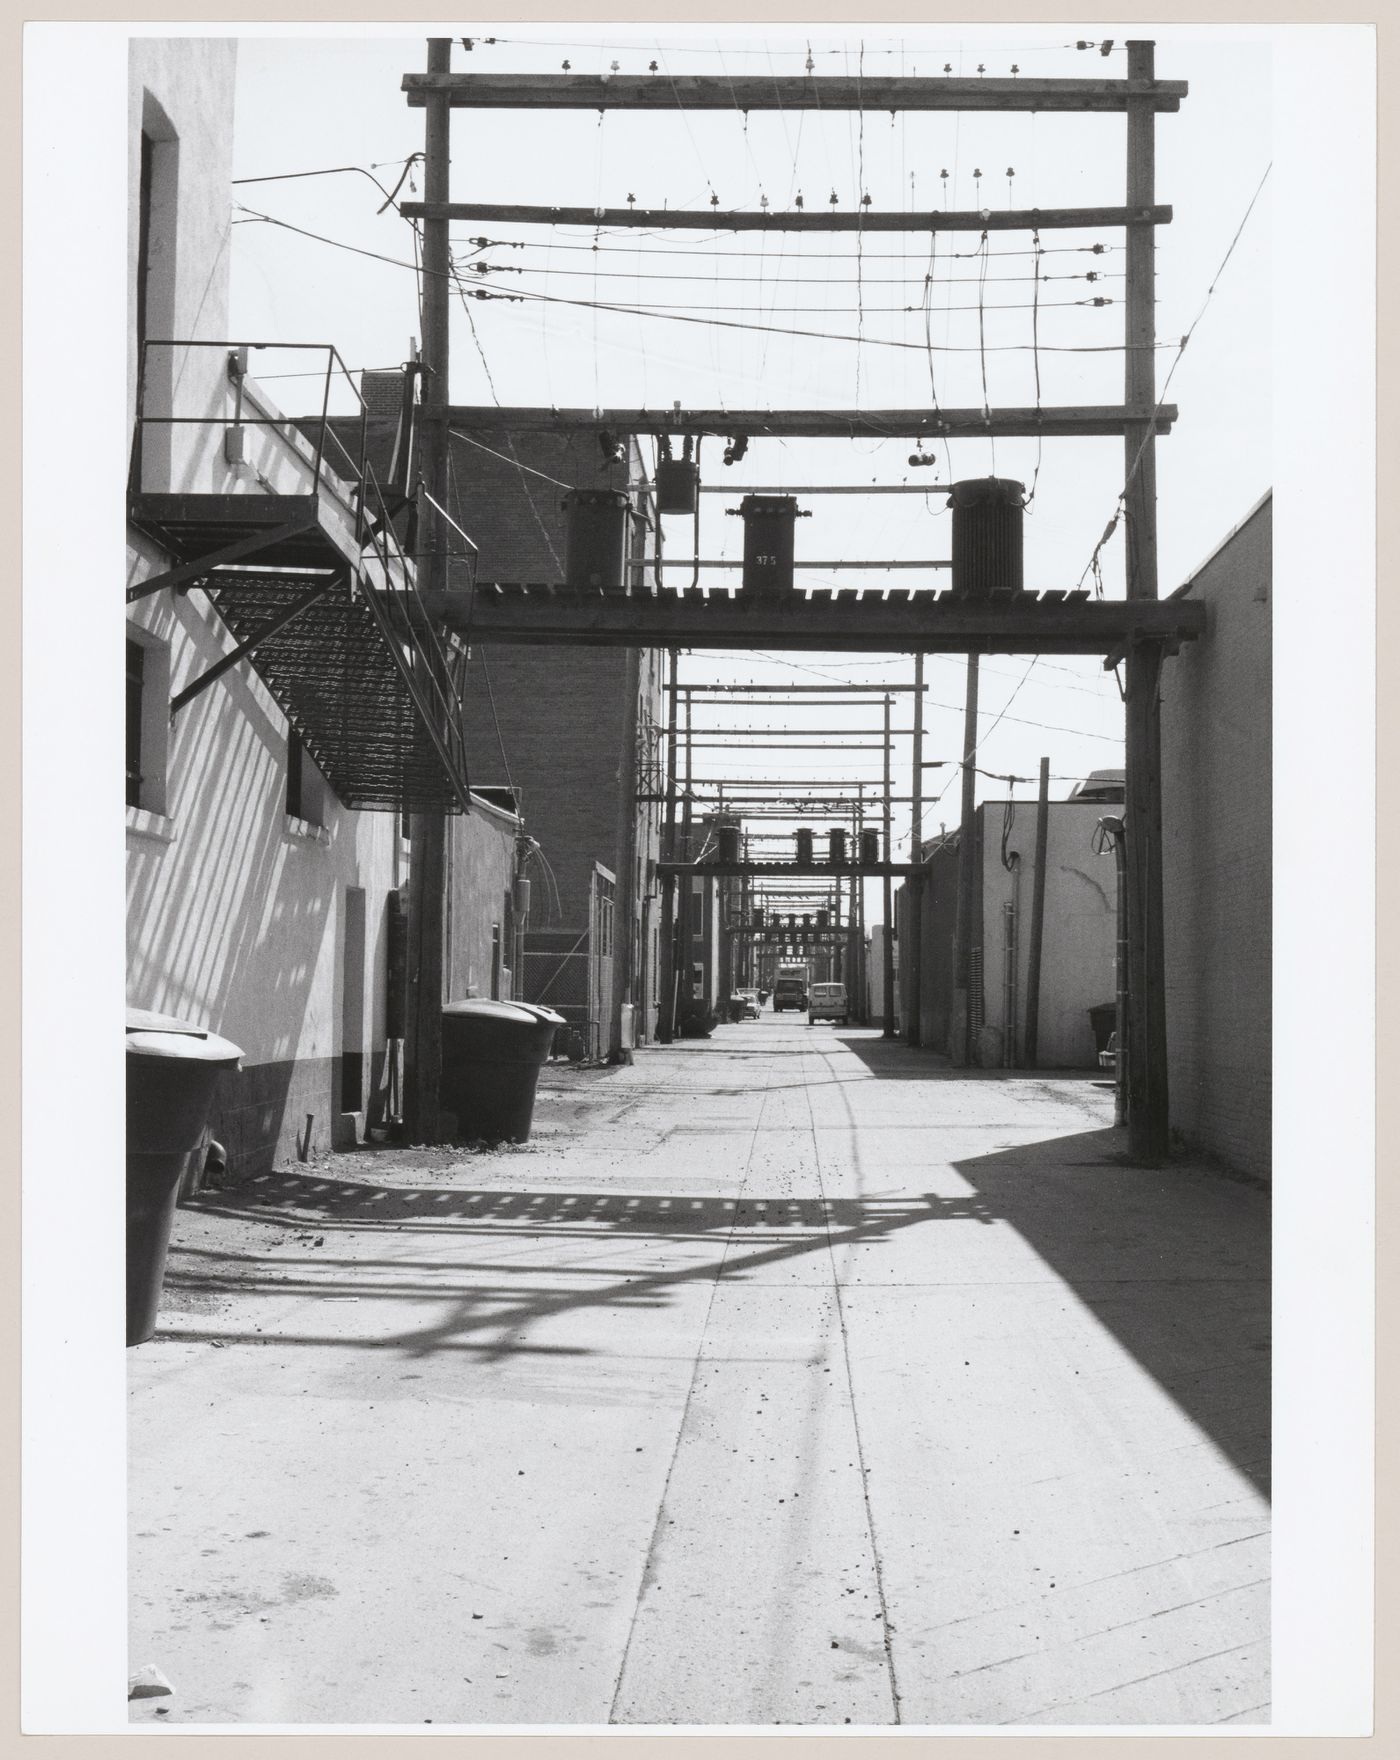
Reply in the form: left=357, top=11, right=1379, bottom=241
left=462, top=262, right=1120, bottom=287
left=1075, top=161, right=1272, bottom=592
left=456, top=235, right=1121, bottom=263
left=464, top=278, right=1127, bottom=357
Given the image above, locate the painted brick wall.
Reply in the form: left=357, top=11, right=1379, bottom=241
left=1160, top=495, right=1272, bottom=1180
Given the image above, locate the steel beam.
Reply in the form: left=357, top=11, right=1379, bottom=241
left=125, top=512, right=320, bottom=603
left=658, top=861, right=923, bottom=878
left=445, top=404, right=1177, bottom=440
left=416, top=588, right=1204, bottom=654
left=401, top=72, right=1187, bottom=113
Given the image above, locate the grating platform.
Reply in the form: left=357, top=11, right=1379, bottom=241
left=201, top=571, right=468, bottom=814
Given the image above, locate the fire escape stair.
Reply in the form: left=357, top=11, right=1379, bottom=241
left=131, top=490, right=473, bottom=815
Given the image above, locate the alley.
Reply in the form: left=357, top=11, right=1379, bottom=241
left=128, top=1016, right=1270, bottom=1728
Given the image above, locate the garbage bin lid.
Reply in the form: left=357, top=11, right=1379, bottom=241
left=126, top=1006, right=243, bottom=1064
left=442, top=998, right=543, bottom=1026
left=509, top=1002, right=568, bottom=1028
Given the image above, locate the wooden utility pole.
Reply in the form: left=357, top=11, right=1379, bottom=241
left=1124, top=643, right=1166, bottom=1155
left=1023, top=757, right=1051, bottom=1069
left=677, top=689, right=694, bottom=1014
left=949, top=655, right=980, bottom=1065
left=404, top=35, right=452, bottom=1144
left=906, top=653, right=925, bottom=1047
left=881, top=694, right=895, bottom=1037
left=657, top=650, right=679, bottom=1043
left=1123, top=38, right=1169, bottom=1162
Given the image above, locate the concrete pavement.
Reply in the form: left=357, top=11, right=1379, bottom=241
left=128, top=1014, right=1270, bottom=1727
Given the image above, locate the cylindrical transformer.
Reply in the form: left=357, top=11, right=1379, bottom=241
left=817, top=909, right=830, bottom=930
left=787, top=914, right=798, bottom=930
left=739, top=495, right=799, bottom=596
left=828, top=828, right=848, bottom=865
left=802, top=914, right=812, bottom=931
left=752, top=907, right=764, bottom=928
left=717, top=823, right=741, bottom=864
left=859, top=828, right=882, bottom=867
left=512, top=876, right=531, bottom=918
left=949, top=477, right=1026, bottom=599
left=563, top=488, right=631, bottom=591
left=795, top=826, right=814, bottom=866
left=656, top=457, right=699, bottom=516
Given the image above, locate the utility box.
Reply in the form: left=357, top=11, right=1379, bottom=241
left=563, top=488, right=631, bottom=592
left=950, top=477, right=1026, bottom=599
left=656, top=456, right=699, bottom=515
left=738, top=495, right=799, bottom=596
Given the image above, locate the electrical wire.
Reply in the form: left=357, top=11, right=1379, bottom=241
left=461, top=262, right=1116, bottom=287
left=454, top=235, right=1122, bottom=262
left=1075, top=161, right=1272, bottom=593
left=233, top=202, right=489, bottom=281
left=464, top=278, right=1123, bottom=356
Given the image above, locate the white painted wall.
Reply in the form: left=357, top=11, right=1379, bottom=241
left=980, top=799, right=1119, bottom=1069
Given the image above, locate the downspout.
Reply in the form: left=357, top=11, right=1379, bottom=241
left=1000, top=795, right=1022, bottom=1068
left=1096, top=814, right=1129, bottom=1127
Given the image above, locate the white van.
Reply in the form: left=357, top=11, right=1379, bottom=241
left=808, top=982, right=849, bottom=1025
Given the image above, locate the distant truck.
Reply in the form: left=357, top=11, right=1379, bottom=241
left=772, top=964, right=810, bottom=1013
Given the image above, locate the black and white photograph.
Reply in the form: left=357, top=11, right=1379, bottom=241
left=20, top=17, right=1377, bottom=1739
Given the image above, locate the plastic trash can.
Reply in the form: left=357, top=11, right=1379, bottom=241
left=440, top=999, right=566, bottom=1144
left=126, top=1008, right=243, bottom=1346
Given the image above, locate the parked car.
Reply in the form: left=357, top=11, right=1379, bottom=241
left=808, top=981, right=849, bottom=1025
left=731, top=990, right=762, bottom=1021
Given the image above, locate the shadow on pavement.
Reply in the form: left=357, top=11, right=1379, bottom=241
left=952, top=1126, right=1271, bottom=1500
left=163, top=1179, right=988, bottom=1362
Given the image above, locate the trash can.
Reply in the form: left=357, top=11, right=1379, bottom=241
left=440, top=999, right=566, bottom=1144
left=126, top=1008, right=243, bottom=1347
left=1087, top=1002, right=1118, bottom=1056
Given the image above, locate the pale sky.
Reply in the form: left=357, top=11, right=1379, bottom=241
left=223, top=25, right=1272, bottom=908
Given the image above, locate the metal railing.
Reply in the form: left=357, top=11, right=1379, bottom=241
left=130, top=339, right=369, bottom=506
left=130, top=338, right=476, bottom=814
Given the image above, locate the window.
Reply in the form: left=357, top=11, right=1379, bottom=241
left=285, top=728, right=305, bottom=820
left=126, top=640, right=145, bottom=809
left=285, top=727, right=327, bottom=828
left=125, top=624, right=171, bottom=818
left=136, top=131, right=153, bottom=356
left=134, top=99, right=178, bottom=488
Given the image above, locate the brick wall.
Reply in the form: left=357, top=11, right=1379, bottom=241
left=449, top=430, right=665, bottom=1049
left=1160, top=495, right=1272, bottom=1180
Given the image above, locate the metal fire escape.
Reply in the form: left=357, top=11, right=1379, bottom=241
left=127, top=341, right=474, bottom=815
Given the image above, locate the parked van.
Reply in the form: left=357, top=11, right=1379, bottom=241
left=808, top=981, right=849, bottom=1025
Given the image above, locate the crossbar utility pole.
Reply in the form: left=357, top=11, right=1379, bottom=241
left=882, top=694, right=895, bottom=1038
left=906, top=653, right=925, bottom=1048
left=950, top=654, right=981, bottom=1066
left=1123, top=38, right=1170, bottom=1163
left=404, top=35, right=453, bottom=1146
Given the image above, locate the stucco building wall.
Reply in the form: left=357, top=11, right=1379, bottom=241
left=1161, top=495, right=1272, bottom=1179
left=126, top=41, right=520, bottom=1176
